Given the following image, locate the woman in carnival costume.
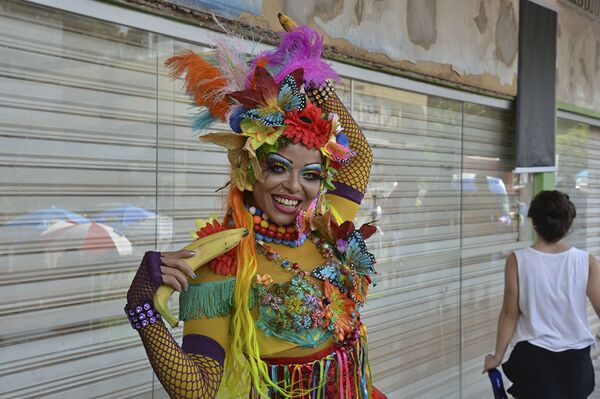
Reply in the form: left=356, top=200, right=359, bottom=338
left=125, top=14, right=387, bottom=398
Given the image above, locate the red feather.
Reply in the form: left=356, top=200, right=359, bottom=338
left=165, top=51, right=229, bottom=120
left=330, top=220, right=355, bottom=241
left=359, top=222, right=378, bottom=240
left=229, top=66, right=278, bottom=108
left=290, top=68, right=304, bottom=87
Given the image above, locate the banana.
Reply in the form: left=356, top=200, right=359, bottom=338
left=153, top=227, right=248, bottom=328
left=277, top=13, right=298, bottom=32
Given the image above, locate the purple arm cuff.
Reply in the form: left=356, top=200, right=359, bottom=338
left=182, top=334, right=226, bottom=366
left=143, top=251, right=163, bottom=288
left=329, top=181, right=364, bottom=204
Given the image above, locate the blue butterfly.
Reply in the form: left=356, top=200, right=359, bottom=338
left=240, top=69, right=306, bottom=127
left=277, top=73, right=306, bottom=113
left=345, top=231, right=376, bottom=277
left=310, top=264, right=349, bottom=293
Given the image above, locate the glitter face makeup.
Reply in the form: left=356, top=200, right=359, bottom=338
left=252, top=143, right=322, bottom=225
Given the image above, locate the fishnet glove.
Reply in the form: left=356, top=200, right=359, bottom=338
left=127, top=251, right=163, bottom=306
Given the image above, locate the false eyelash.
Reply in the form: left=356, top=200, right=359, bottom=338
left=266, top=159, right=288, bottom=172
left=303, top=170, right=322, bottom=179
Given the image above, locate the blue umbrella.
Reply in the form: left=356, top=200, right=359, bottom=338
left=3, top=208, right=90, bottom=230
left=488, top=368, right=508, bottom=399
left=93, top=205, right=156, bottom=227
left=486, top=176, right=507, bottom=195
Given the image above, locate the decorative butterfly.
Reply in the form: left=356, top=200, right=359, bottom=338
left=311, top=263, right=350, bottom=293
left=229, top=67, right=306, bottom=127
left=344, top=230, right=376, bottom=277
left=277, top=73, right=306, bottom=112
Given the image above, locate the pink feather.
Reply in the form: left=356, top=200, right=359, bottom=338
left=325, top=141, right=355, bottom=164
left=251, top=26, right=338, bottom=86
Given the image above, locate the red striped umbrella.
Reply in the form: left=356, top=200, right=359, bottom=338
left=41, top=221, right=132, bottom=255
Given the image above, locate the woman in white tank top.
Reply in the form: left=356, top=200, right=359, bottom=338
left=483, top=190, right=600, bottom=399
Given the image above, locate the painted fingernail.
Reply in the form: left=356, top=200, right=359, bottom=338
left=186, top=251, right=195, bottom=256
left=192, top=273, right=197, bottom=279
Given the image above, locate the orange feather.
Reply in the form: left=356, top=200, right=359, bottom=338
left=165, top=51, right=229, bottom=120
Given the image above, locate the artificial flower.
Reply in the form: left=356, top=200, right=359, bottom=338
left=310, top=212, right=335, bottom=244
left=351, top=270, right=369, bottom=306
left=201, top=131, right=255, bottom=191
left=323, top=279, right=357, bottom=341
left=192, top=214, right=219, bottom=238
left=255, top=273, right=273, bottom=285
left=192, top=216, right=237, bottom=276
left=283, top=102, right=332, bottom=149
left=240, top=118, right=285, bottom=150
left=205, top=134, right=264, bottom=192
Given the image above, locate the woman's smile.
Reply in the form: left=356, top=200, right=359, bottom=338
left=251, top=143, right=322, bottom=225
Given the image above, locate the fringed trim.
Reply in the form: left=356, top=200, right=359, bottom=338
left=179, top=278, right=256, bottom=320
left=253, top=327, right=372, bottom=399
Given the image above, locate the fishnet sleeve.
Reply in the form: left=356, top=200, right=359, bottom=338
left=127, top=252, right=223, bottom=398
left=137, top=324, right=223, bottom=399
left=312, top=90, right=373, bottom=204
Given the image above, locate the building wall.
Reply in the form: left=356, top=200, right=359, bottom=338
left=156, top=0, right=519, bottom=96
left=130, top=0, right=600, bottom=112
left=556, top=1, right=600, bottom=112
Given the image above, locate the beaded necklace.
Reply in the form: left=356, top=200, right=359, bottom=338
left=248, top=206, right=306, bottom=247
left=254, top=232, right=350, bottom=289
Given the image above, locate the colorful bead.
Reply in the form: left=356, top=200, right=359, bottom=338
left=249, top=206, right=301, bottom=248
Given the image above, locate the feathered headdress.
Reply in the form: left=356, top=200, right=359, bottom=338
left=165, top=24, right=353, bottom=192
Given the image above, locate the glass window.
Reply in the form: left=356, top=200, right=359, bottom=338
left=0, top=1, right=531, bottom=397
left=355, top=80, right=463, bottom=397
left=556, top=119, right=591, bottom=249
left=0, top=1, right=215, bottom=397
left=556, top=118, right=600, bottom=340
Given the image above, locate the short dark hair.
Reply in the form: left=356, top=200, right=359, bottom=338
left=527, top=190, right=576, bottom=243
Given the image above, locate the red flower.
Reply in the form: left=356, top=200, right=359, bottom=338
left=283, top=103, right=332, bottom=149
left=195, top=219, right=237, bottom=276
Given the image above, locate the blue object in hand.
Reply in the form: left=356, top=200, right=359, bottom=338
left=488, top=368, right=508, bottom=399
